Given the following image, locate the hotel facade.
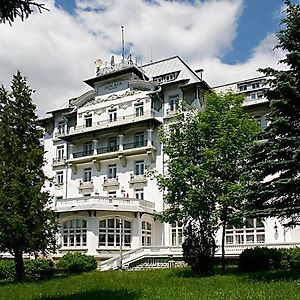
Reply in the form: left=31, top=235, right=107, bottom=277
left=42, top=56, right=300, bottom=269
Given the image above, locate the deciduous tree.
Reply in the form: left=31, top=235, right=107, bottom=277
left=155, top=92, right=259, bottom=275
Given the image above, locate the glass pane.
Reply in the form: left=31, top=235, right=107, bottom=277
left=82, top=234, right=87, bottom=246
left=124, top=221, right=131, bottom=229
left=246, top=235, right=254, bottom=243
left=76, top=235, right=81, bottom=246
left=99, top=220, right=106, bottom=228
left=108, top=235, right=114, bottom=246
left=147, top=222, right=151, bottom=230
left=245, top=218, right=254, bottom=228
left=226, top=236, right=233, bottom=244
left=257, top=234, right=265, bottom=243
left=99, top=234, right=106, bottom=246
left=108, top=219, right=114, bottom=228
left=256, top=219, right=264, bottom=228
left=236, top=235, right=244, bottom=244
left=82, top=220, right=87, bottom=228
left=142, top=221, right=145, bottom=229
left=63, top=235, right=68, bottom=246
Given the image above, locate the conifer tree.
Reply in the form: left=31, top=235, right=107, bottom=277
left=0, top=72, right=57, bottom=281
left=243, top=0, right=300, bottom=225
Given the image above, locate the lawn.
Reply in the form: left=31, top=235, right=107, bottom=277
left=0, top=268, right=300, bottom=300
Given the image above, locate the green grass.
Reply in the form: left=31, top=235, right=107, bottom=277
left=0, top=268, right=300, bottom=300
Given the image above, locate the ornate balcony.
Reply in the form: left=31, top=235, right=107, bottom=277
left=52, top=157, right=66, bottom=167
left=129, top=174, right=147, bottom=187
left=103, top=176, right=120, bottom=191
left=55, top=195, right=155, bottom=214
left=78, top=180, right=94, bottom=192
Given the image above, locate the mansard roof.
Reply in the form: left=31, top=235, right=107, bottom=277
left=142, top=56, right=201, bottom=84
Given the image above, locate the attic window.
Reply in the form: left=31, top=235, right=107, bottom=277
left=165, top=73, right=175, bottom=82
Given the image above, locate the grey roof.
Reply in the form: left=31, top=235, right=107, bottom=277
left=142, top=56, right=201, bottom=84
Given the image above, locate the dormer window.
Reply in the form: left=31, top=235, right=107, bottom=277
left=165, top=73, right=175, bottom=82
left=238, top=84, right=247, bottom=92
left=108, top=108, right=117, bottom=122
left=84, top=114, right=92, bottom=128
left=135, top=102, right=144, bottom=117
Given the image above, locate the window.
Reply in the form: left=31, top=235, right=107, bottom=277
left=84, top=114, right=92, bottom=127
left=165, top=73, right=175, bottom=82
left=135, top=132, right=145, bottom=147
left=108, top=137, right=118, bottom=152
left=135, top=160, right=144, bottom=176
left=99, top=218, right=131, bottom=247
left=135, top=103, right=144, bottom=117
left=238, top=84, right=247, bottom=92
left=108, top=164, right=117, bottom=179
left=84, top=168, right=92, bottom=182
left=171, top=221, right=183, bottom=246
left=56, top=145, right=65, bottom=160
left=142, top=221, right=152, bottom=246
left=108, top=191, right=117, bottom=198
left=108, top=108, right=117, bottom=122
left=83, top=142, right=93, bottom=156
left=56, top=171, right=63, bottom=185
left=62, top=219, right=87, bottom=247
left=225, top=218, right=265, bottom=245
left=252, top=82, right=260, bottom=89
left=57, top=121, right=65, bottom=134
left=135, top=188, right=144, bottom=200
left=169, top=95, right=179, bottom=112
left=250, top=92, right=263, bottom=100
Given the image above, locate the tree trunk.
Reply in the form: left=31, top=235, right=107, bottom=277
left=14, top=249, right=24, bottom=281
left=221, top=220, right=226, bottom=274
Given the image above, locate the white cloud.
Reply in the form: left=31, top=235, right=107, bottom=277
left=0, top=0, right=285, bottom=116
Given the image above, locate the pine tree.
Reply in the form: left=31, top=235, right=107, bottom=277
left=243, top=0, right=300, bottom=225
left=0, top=72, right=57, bottom=281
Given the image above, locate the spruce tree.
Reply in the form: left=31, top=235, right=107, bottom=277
left=243, top=0, right=300, bottom=224
left=0, top=72, right=57, bottom=281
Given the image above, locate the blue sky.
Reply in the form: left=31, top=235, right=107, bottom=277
left=0, top=0, right=292, bottom=115
left=54, top=0, right=285, bottom=64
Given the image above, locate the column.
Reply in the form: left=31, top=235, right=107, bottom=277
left=131, top=214, right=141, bottom=248
left=147, top=129, right=153, bottom=146
left=118, top=134, right=124, bottom=151
left=69, top=144, right=74, bottom=159
left=87, top=215, right=99, bottom=256
left=93, top=139, right=98, bottom=155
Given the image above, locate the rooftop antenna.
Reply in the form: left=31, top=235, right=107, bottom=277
left=121, top=25, right=125, bottom=61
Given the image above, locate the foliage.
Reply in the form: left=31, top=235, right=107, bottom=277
left=0, top=0, right=48, bottom=24
left=56, top=252, right=97, bottom=274
left=242, top=0, right=300, bottom=225
left=155, top=92, right=259, bottom=275
left=24, top=259, right=55, bottom=280
left=0, top=260, right=15, bottom=280
left=1, top=268, right=300, bottom=300
left=279, top=247, right=300, bottom=270
left=0, top=72, right=58, bottom=281
left=238, top=247, right=282, bottom=273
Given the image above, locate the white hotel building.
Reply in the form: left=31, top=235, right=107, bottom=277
left=42, top=56, right=300, bottom=269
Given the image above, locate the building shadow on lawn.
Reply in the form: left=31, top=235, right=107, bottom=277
left=239, top=269, right=300, bottom=283
left=37, top=289, right=139, bottom=300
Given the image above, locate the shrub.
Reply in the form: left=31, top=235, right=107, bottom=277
left=238, top=247, right=281, bottom=273
left=279, top=247, right=300, bottom=270
left=24, top=259, right=55, bottom=280
left=56, top=252, right=97, bottom=274
left=0, top=259, right=15, bottom=280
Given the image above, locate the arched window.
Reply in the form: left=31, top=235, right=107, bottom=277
left=142, top=221, right=152, bottom=246
left=99, top=218, right=131, bottom=247
left=171, top=221, right=183, bottom=246
left=225, top=218, right=265, bottom=245
left=62, top=219, right=87, bottom=247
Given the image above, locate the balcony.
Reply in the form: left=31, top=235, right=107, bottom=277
left=78, top=180, right=94, bottom=192
left=55, top=195, right=155, bottom=214
left=129, top=174, right=147, bottom=187
left=52, top=157, right=66, bottom=167
left=103, top=176, right=120, bottom=190
left=68, top=140, right=156, bottom=174
left=64, top=110, right=161, bottom=138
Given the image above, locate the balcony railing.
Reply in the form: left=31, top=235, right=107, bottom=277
left=78, top=180, right=94, bottom=190
left=52, top=157, right=66, bottom=165
left=56, top=195, right=155, bottom=209
left=97, top=145, right=119, bottom=154
left=123, top=140, right=147, bottom=150
left=73, top=150, right=93, bottom=158
left=70, top=110, right=158, bottom=134
left=104, top=176, right=119, bottom=183
left=96, top=60, right=136, bottom=77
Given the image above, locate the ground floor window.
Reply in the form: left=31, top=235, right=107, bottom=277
left=171, top=221, right=183, bottom=246
left=62, top=219, right=87, bottom=247
left=225, top=218, right=265, bottom=245
left=99, top=218, right=131, bottom=247
left=142, top=221, right=152, bottom=246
